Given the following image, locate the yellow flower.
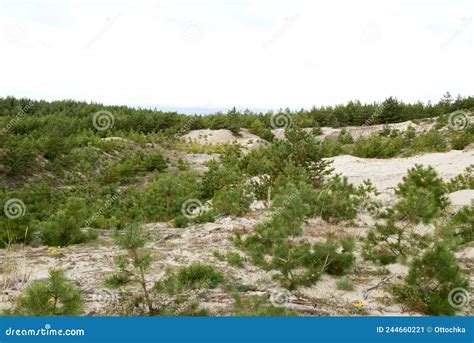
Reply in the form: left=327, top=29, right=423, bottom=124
left=354, top=301, right=363, bottom=308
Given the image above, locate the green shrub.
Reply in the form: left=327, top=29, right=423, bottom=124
left=447, top=165, right=474, bottom=192
left=409, top=129, right=447, bottom=154
left=41, top=197, right=95, bottom=246
left=363, top=218, right=406, bottom=263
left=13, top=269, right=83, bottom=316
left=212, top=184, right=254, bottom=216
left=226, top=252, right=244, bottom=267
left=156, top=264, right=224, bottom=292
left=176, top=264, right=224, bottom=289
left=394, top=165, right=449, bottom=224
left=315, top=176, right=378, bottom=223
left=143, top=150, right=167, bottom=172
left=107, top=224, right=154, bottom=314
left=392, top=245, right=469, bottom=315
left=450, top=133, right=472, bottom=150
left=438, top=203, right=474, bottom=248
left=173, top=215, right=189, bottom=228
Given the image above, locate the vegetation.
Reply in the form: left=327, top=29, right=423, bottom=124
left=106, top=224, right=155, bottom=314
left=11, top=269, right=83, bottom=316
left=363, top=165, right=450, bottom=264
left=1, top=94, right=472, bottom=316
left=392, top=245, right=469, bottom=315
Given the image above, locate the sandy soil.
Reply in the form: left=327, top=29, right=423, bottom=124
left=1, top=211, right=472, bottom=316
left=180, top=128, right=267, bottom=151
left=328, top=149, right=474, bottom=205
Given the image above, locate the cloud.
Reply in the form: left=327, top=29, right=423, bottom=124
left=0, top=0, right=472, bottom=112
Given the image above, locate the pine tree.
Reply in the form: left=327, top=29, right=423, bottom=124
left=13, top=269, right=83, bottom=316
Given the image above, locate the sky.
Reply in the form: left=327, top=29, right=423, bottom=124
left=0, top=0, right=472, bottom=113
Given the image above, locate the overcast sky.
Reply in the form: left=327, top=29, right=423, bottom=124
left=0, top=0, right=472, bottom=113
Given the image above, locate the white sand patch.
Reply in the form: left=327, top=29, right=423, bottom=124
left=328, top=150, right=474, bottom=203
left=448, top=190, right=474, bottom=210
left=180, top=128, right=268, bottom=151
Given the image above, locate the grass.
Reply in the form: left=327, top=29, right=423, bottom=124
left=176, top=263, right=224, bottom=289
left=336, top=279, right=355, bottom=291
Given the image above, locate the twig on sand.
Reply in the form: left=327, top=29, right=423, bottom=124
left=363, top=276, right=393, bottom=300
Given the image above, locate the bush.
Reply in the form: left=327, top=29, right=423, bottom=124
left=392, top=245, right=469, bottom=315
left=13, top=269, right=83, bottom=315
left=409, top=129, right=447, bottom=154
left=226, top=252, right=244, bottom=267
left=363, top=218, right=406, bottom=263
left=447, top=165, right=474, bottom=192
left=176, top=264, right=224, bottom=289
left=450, top=133, right=472, bottom=150
left=438, top=203, right=474, bottom=248
left=143, top=150, right=167, bottom=172
left=41, top=197, right=95, bottom=246
left=352, top=134, right=403, bottom=158
left=173, top=215, right=189, bottom=228
left=315, top=176, right=378, bottom=223
left=394, top=165, right=449, bottom=224
left=212, top=184, right=254, bottom=216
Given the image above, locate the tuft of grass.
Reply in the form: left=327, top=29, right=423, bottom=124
left=176, top=263, right=224, bottom=289
left=336, top=279, right=355, bottom=291
left=104, top=272, right=130, bottom=289
left=226, top=252, right=244, bottom=267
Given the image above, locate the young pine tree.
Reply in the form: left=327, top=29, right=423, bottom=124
left=108, top=223, right=155, bottom=314
left=13, top=269, right=83, bottom=316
